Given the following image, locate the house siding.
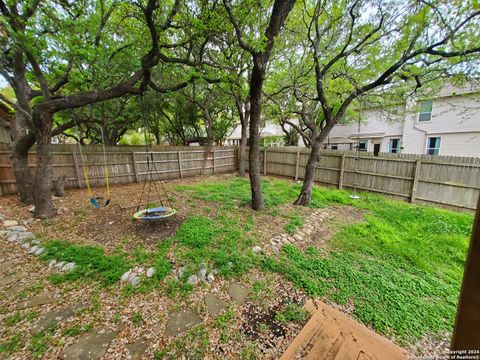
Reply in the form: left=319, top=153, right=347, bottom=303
left=328, top=89, right=480, bottom=157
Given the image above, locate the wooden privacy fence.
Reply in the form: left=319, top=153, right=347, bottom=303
left=245, top=147, right=480, bottom=212
left=0, top=144, right=237, bottom=195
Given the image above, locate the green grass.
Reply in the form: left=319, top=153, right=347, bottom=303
left=284, top=213, right=305, bottom=234
left=153, top=325, right=209, bottom=359
left=0, top=334, right=23, bottom=355
left=275, top=303, right=310, bottom=324
left=174, top=214, right=256, bottom=278
left=259, top=186, right=473, bottom=345
left=41, top=240, right=132, bottom=286
left=28, top=324, right=57, bottom=358
left=176, top=176, right=355, bottom=209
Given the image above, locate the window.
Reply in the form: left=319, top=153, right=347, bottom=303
left=389, top=138, right=401, bottom=154
left=331, top=144, right=338, bottom=150
left=418, top=100, right=433, bottom=122
left=426, top=137, right=441, bottom=155
left=358, top=140, right=367, bottom=152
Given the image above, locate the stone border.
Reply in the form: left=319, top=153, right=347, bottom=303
left=269, top=209, right=330, bottom=254
left=1, top=217, right=77, bottom=273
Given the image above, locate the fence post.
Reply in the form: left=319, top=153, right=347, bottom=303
left=72, top=151, right=82, bottom=188
left=294, top=149, right=300, bottom=181
left=339, top=153, right=346, bottom=189
left=132, top=152, right=140, bottom=182
left=213, top=149, right=216, bottom=174
left=264, top=148, right=267, bottom=176
left=410, top=159, right=422, bottom=203
left=178, top=151, right=183, bottom=178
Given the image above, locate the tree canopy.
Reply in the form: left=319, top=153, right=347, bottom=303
left=1, top=0, right=479, bottom=215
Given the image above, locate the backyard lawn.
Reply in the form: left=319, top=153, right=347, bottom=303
left=0, top=175, right=472, bottom=358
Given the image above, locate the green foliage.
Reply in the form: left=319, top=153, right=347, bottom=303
left=131, top=312, right=143, bottom=326
left=153, top=325, right=209, bottom=359
left=4, top=312, right=22, bottom=327
left=62, top=323, right=93, bottom=337
left=284, top=213, right=304, bottom=234
left=275, top=303, right=309, bottom=324
left=174, top=214, right=255, bottom=278
left=41, top=240, right=131, bottom=286
left=0, top=334, right=23, bottom=356
left=28, top=324, right=56, bottom=358
left=177, top=177, right=355, bottom=209
left=262, top=193, right=473, bottom=344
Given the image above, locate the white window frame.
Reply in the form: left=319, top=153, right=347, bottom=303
left=426, top=136, right=441, bottom=155
left=389, top=138, right=401, bottom=154
left=418, top=100, right=433, bottom=122
left=358, top=140, right=368, bottom=152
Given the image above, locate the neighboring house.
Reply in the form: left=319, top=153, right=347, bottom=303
left=226, top=122, right=298, bottom=147
left=327, top=84, right=480, bottom=157
left=0, top=103, right=13, bottom=144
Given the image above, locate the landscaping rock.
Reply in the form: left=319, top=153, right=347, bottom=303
left=198, top=268, right=207, bottom=281
left=48, top=260, right=58, bottom=268
left=271, top=246, right=280, bottom=255
left=55, top=261, right=66, bottom=270
left=129, top=275, right=141, bottom=287
left=207, top=273, right=215, bottom=282
left=121, top=270, right=131, bottom=282
left=126, top=336, right=147, bottom=360
left=165, top=309, right=202, bottom=336
left=187, top=275, right=198, bottom=285
left=146, top=267, right=155, bottom=278
left=60, top=330, right=118, bottom=360
left=21, top=243, right=31, bottom=250
left=293, top=234, right=303, bottom=242
left=252, top=246, right=262, bottom=254
left=34, top=247, right=45, bottom=256
left=8, top=225, right=27, bottom=232
left=17, top=232, right=35, bottom=241
left=7, top=233, right=19, bottom=242
left=205, top=293, right=227, bottom=316
left=178, top=267, right=185, bottom=278
left=0, top=230, right=8, bottom=238
left=3, top=220, right=18, bottom=228
left=228, top=282, right=248, bottom=305
left=62, top=262, right=76, bottom=272
left=28, top=245, right=40, bottom=254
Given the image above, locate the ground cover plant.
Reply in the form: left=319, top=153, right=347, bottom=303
left=178, top=177, right=473, bottom=345
left=0, top=175, right=473, bottom=358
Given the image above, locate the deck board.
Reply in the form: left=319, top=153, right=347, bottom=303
left=280, top=300, right=407, bottom=360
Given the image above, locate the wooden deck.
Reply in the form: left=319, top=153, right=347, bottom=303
left=281, top=300, right=408, bottom=360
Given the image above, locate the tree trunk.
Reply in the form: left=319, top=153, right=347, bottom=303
left=10, top=129, right=35, bottom=203
left=201, top=107, right=213, bottom=175
left=238, top=120, right=248, bottom=177
left=294, top=138, right=322, bottom=206
left=33, top=111, right=56, bottom=219
left=248, top=61, right=265, bottom=210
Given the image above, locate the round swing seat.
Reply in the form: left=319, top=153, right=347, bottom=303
left=90, top=196, right=110, bottom=208
left=132, top=207, right=177, bottom=221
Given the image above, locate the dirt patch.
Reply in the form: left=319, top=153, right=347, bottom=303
left=0, top=174, right=241, bottom=253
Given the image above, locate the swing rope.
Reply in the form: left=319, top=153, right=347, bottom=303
left=133, top=94, right=176, bottom=221
left=75, top=123, right=111, bottom=208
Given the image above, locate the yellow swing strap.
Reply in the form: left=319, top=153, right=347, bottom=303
left=100, top=127, right=110, bottom=198
left=82, top=163, right=93, bottom=197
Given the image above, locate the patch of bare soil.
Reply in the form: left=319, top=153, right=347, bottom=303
left=0, top=174, right=236, bottom=252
